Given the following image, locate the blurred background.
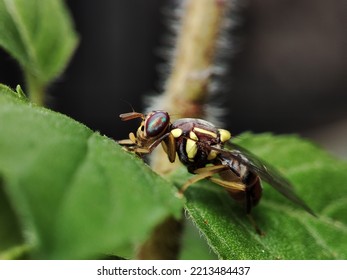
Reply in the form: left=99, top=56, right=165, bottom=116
left=0, top=0, right=346, bottom=158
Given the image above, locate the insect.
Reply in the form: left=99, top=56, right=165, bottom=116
left=118, top=110, right=315, bottom=217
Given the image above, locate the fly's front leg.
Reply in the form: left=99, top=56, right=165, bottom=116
left=118, top=132, right=137, bottom=146
left=118, top=132, right=139, bottom=150
left=118, top=132, right=150, bottom=156
left=119, top=132, right=172, bottom=158
left=160, top=132, right=176, bottom=163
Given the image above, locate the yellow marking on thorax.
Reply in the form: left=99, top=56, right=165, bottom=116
left=193, top=127, right=217, bottom=139
left=186, top=139, right=198, bottom=160
left=207, top=150, right=218, bottom=160
left=171, top=128, right=183, bottom=138
left=218, top=129, right=231, bottom=143
left=189, top=131, right=199, bottom=141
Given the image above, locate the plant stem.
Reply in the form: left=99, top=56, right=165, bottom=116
left=0, top=244, right=30, bottom=260
left=137, top=0, right=229, bottom=260
left=25, top=71, right=46, bottom=106
left=136, top=216, right=183, bottom=260
left=152, top=0, right=228, bottom=175
left=164, top=0, right=226, bottom=114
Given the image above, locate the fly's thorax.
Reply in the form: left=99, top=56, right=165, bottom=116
left=170, top=118, right=232, bottom=167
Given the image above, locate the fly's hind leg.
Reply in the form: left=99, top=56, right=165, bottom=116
left=179, top=164, right=246, bottom=196
left=180, top=164, right=265, bottom=236
left=209, top=176, right=265, bottom=236
left=178, top=165, right=228, bottom=197
left=247, top=214, right=265, bottom=236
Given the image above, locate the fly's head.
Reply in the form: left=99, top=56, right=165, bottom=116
left=136, top=111, right=171, bottom=142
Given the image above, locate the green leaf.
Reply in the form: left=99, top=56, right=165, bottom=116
left=179, top=218, right=217, bottom=260
left=180, top=133, right=347, bottom=259
left=0, top=0, right=78, bottom=103
left=0, top=84, right=183, bottom=259
left=0, top=178, right=24, bottom=255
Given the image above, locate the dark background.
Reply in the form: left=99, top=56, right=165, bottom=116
left=1, top=0, right=346, bottom=156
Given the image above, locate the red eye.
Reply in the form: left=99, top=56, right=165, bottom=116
left=145, top=111, right=170, bottom=137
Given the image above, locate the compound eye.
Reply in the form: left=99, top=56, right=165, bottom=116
left=145, top=111, right=170, bottom=137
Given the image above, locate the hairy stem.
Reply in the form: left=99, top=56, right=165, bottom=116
left=137, top=0, right=229, bottom=259
left=151, top=0, right=229, bottom=176
left=164, top=0, right=226, bottom=116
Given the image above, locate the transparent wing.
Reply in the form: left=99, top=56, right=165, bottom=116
left=216, top=141, right=316, bottom=216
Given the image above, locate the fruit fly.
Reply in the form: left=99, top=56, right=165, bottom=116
left=118, top=110, right=315, bottom=217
